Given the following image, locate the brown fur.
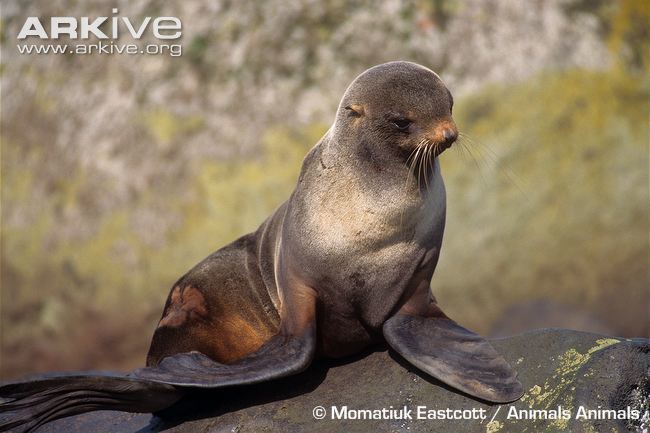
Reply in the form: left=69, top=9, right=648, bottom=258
left=158, top=286, right=208, bottom=328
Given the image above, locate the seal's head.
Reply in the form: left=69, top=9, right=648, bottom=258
left=335, top=61, right=457, bottom=161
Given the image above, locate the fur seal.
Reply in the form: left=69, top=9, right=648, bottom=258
left=0, top=61, right=523, bottom=432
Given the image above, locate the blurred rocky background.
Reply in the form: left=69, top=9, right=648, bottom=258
left=1, top=0, right=648, bottom=379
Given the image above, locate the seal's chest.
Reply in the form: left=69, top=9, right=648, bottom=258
left=309, top=203, right=409, bottom=254
left=310, top=189, right=440, bottom=253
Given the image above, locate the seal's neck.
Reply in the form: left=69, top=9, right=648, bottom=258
left=322, top=133, right=438, bottom=202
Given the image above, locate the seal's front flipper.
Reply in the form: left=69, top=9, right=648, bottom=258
left=383, top=313, right=523, bottom=403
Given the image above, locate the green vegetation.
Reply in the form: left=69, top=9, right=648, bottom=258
left=1, top=124, right=324, bottom=375
left=141, top=109, right=204, bottom=145
left=437, top=67, right=648, bottom=335
left=1, top=0, right=647, bottom=380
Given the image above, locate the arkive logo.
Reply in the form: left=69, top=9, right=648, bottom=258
left=17, top=8, right=182, bottom=40
left=15, top=8, right=183, bottom=57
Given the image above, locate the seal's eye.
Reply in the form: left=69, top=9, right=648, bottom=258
left=391, top=118, right=412, bottom=132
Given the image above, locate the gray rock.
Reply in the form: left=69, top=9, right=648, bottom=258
left=38, top=329, right=649, bottom=433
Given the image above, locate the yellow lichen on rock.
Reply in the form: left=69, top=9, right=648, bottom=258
left=514, top=339, right=623, bottom=431
left=486, top=420, right=503, bottom=433
left=588, top=339, right=620, bottom=354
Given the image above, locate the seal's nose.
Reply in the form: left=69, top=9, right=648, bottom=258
left=428, top=121, right=458, bottom=152
left=442, top=128, right=457, bottom=147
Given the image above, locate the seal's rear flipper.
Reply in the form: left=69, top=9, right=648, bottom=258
left=0, top=375, right=182, bottom=432
left=0, top=324, right=316, bottom=432
left=133, top=325, right=316, bottom=386
left=134, top=279, right=318, bottom=387
left=383, top=313, right=523, bottom=403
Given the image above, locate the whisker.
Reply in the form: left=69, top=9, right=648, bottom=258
left=453, top=138, right=469, bottom=162
left=405, top=141, right=422, bottom=192
left=400, top=146, right=419, bottom=228
left=457, top=136, right=488, bottom=185
left=419, top=140, right=428, bottom=191
left=423, top=142, right=430, bottom=190
left=425, top=140, right=434, bottom=190
left=400, top=140, right=427, bottom=228
left=405, top=146, right=418, bottom=188
left=433, top=140, right=441, bottom=176
left=458, top=131, right=528, bottom=196
left=416, top=144, right=423, bottom=191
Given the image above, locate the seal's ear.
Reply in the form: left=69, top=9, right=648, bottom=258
left=344, top=104, right=364, bottom=117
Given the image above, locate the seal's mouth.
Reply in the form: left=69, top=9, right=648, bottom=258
left=434, top=138, right=455, bottom=156
left=404, top=130, right=457, bottom=189
left=422, top=136, right=456, bottom=158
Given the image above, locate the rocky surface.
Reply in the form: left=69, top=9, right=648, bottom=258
left=36, top=329, right=649, bottom=433
left=3, top=0, right=648, bottom=380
